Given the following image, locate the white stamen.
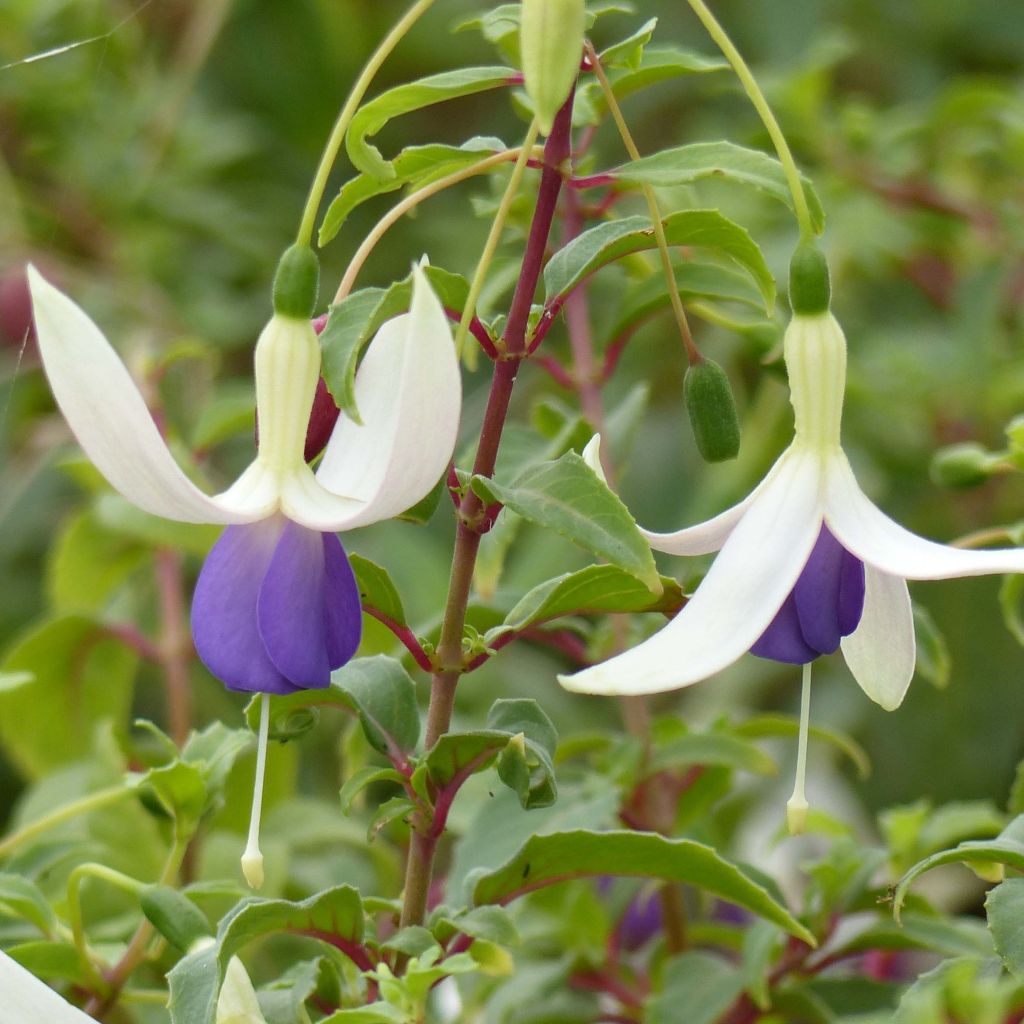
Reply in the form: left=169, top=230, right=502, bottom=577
left=241, top=693, right=271, bottom=889
left=787, top=661, right=812, bottom=835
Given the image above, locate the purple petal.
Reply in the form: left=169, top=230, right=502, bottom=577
left=257, top=522, right=335, bottom=689
left=794, top=526, right=865, bottom=654
left=323, top=532, right=362, bottom=668
left=837, top=547, right=866, bottom=635
left=191, top=520, right=296, bottom=694
left=750, top=592, right=819, bottom=664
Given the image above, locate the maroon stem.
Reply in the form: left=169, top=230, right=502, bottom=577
left=362, top=605, right=433, bottom=672
left=397, top=92, right=575, bottom=935
left=155, top=549, right=193, bottom=747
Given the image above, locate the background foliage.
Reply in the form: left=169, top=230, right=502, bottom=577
left=2, top=1, right=1024, bottom=1022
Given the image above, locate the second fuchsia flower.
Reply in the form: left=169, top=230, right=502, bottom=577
left=564, top=246, right=1024, bottom=711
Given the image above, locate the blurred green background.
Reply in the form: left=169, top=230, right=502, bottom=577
left=1, top=0, right=1024, bottom=832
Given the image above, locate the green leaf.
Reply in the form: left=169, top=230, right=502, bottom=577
left=340, top=765, right=406, bottom=814
left=611, top=259, right=771, bottom=342
left=0, top=874, right=56, bottom=934
left=93, top=494, right=220, bottom=556
left=168, top=887, right=364, bottom=1024
left=828, top=913, right=993, bottom=961
left=472, top=830, right=814, bottom=944
left=574, top=45, right=728, bottom=125
left=143, top=760, right=208, bottom=827
left=736, top=714, right=871, bottom=780
left=491, top=564, right=684, bottom=641
left=647, top=952, right=745, bottom=1024
left=346, top=67, right=516, bottom=180
left=0, top=615, right=138, bottom=778
left=47, top=509, right=148, bottom=613
left=543, top=211, right=775, bottom=311
left=456, top=3, right=634, bottom=63
left=320, top=137, right=505, bottom=246
left=350, top=554, right=408, bottom=627
left=913, top=604, right=951, bottom=688
left=423, top=699, right=558, bottom=809
left=471, top=451, right=661, bottom=592
left=614, top=141, right=825, bottom=233
left=987, top=878, right=1024, bottom=978
left=651, top=731, right=777, bottom=777
left=320, top=267, right=468, bottom=422
left=4, top=941, right=89, bottom=985
left=333, top=656, right=421, bottom=756
left=321, top=1006, right=406, bottom=1024
left=600, top=17, right=658, bottom=69
left=892, top=816, right=1024, bottom=920
left=244, top=656, right=420, bottom=756
left=999, top=573, right=1024, bottom=647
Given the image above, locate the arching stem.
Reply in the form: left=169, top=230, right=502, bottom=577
left=787, top=662, right=813, bottom=835
left=454, top=119, right=541, bottom=360
left=585, top=42, right=700, bottom=365
left=683, top=0, right=816, bottom=242
left=241, top=692, right=271, bottom=889
left=295, top=0, right=438, bottom=247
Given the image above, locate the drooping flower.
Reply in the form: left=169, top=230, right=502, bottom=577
left=29, top=258, right=461, bottom=880
left=1, top=949, right=96, bottom=1023
left=562, top=245, right=1024, bottom=710
left=29, top=262, right=459, bottom=693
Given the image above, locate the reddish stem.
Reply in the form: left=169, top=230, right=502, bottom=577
left=361, top=604, right=433, bottom=673
left=535, top=353, right=575, bottom=389
left=443, top=306, right=498, bottom=358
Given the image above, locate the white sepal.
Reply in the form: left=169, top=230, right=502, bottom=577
left=29, top=267, right=257, bottom=526
left=314, top=264, right=460, bottom=530
left=825, top=453, right=1024, bottom=580
left=640, top=451, right=790, bottom=556
left=560, top=450, right=823, bottom=695
left=841, top=566, right=915, bottom=711
left=0, top=950, right=96, bottom=1024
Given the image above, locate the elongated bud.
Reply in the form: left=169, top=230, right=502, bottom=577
left=217, top=957, right=267, bottom=1024
left=930, top=443, right=994, bottom=489
left=273, top=244, right=319, bottom=318
left=140, top=885, right=213, bottom=952
left=520, top=0, right=585, bottom=135
left=684, top=359, right=741, bottom=462
left=789, top=242, right=831, bottom=316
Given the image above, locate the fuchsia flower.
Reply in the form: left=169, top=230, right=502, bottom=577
left=564, top=281, right=1024, bottom=710
left=28, top=265, right=460, bottom=696
left=563, top=248, right=1024, bottom=831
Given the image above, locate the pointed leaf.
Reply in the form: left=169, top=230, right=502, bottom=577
left=320, top=138, right=505, bottom=245
left=168, top=887, right=364, bottom=1024
left=543, top=211, right=775, bottom=311
left=320, top=267, right=468, bottom=422
left=614, top=141, right=825, bottom=233
left=346, top=68, right=516, bottom=180
left=472, top=830, right=814, bottom=944
left=350, top=554, right=407, bottom=628
left=471, top=451, right=660, bottom=591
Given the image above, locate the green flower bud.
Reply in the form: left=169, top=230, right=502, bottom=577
left=789, top=242, right=831, bottom=316
left=930, top=442, right=993, bottom=489
left=520, top=0, right=585, bottom=135
left=684, top=358, right=741, bottom=463
left=272, top=243, right=319, bottom=318
left=140, top=884, right=213, bottom=953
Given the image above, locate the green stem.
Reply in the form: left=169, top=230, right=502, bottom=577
left=295, top=0, right=438, bottom=246
left=0, top=785, right=135, bottom=860
left=84, top=832, right=191, bottom=1018
left=586, top=42, right=700, bottom=364
left=683, top=0, right=815, bottom=241
left=68, top=864, right=146, bottom=991
left=454, top=120, right=541, bottom=359
left=333, top=147, right=534, bottom=303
